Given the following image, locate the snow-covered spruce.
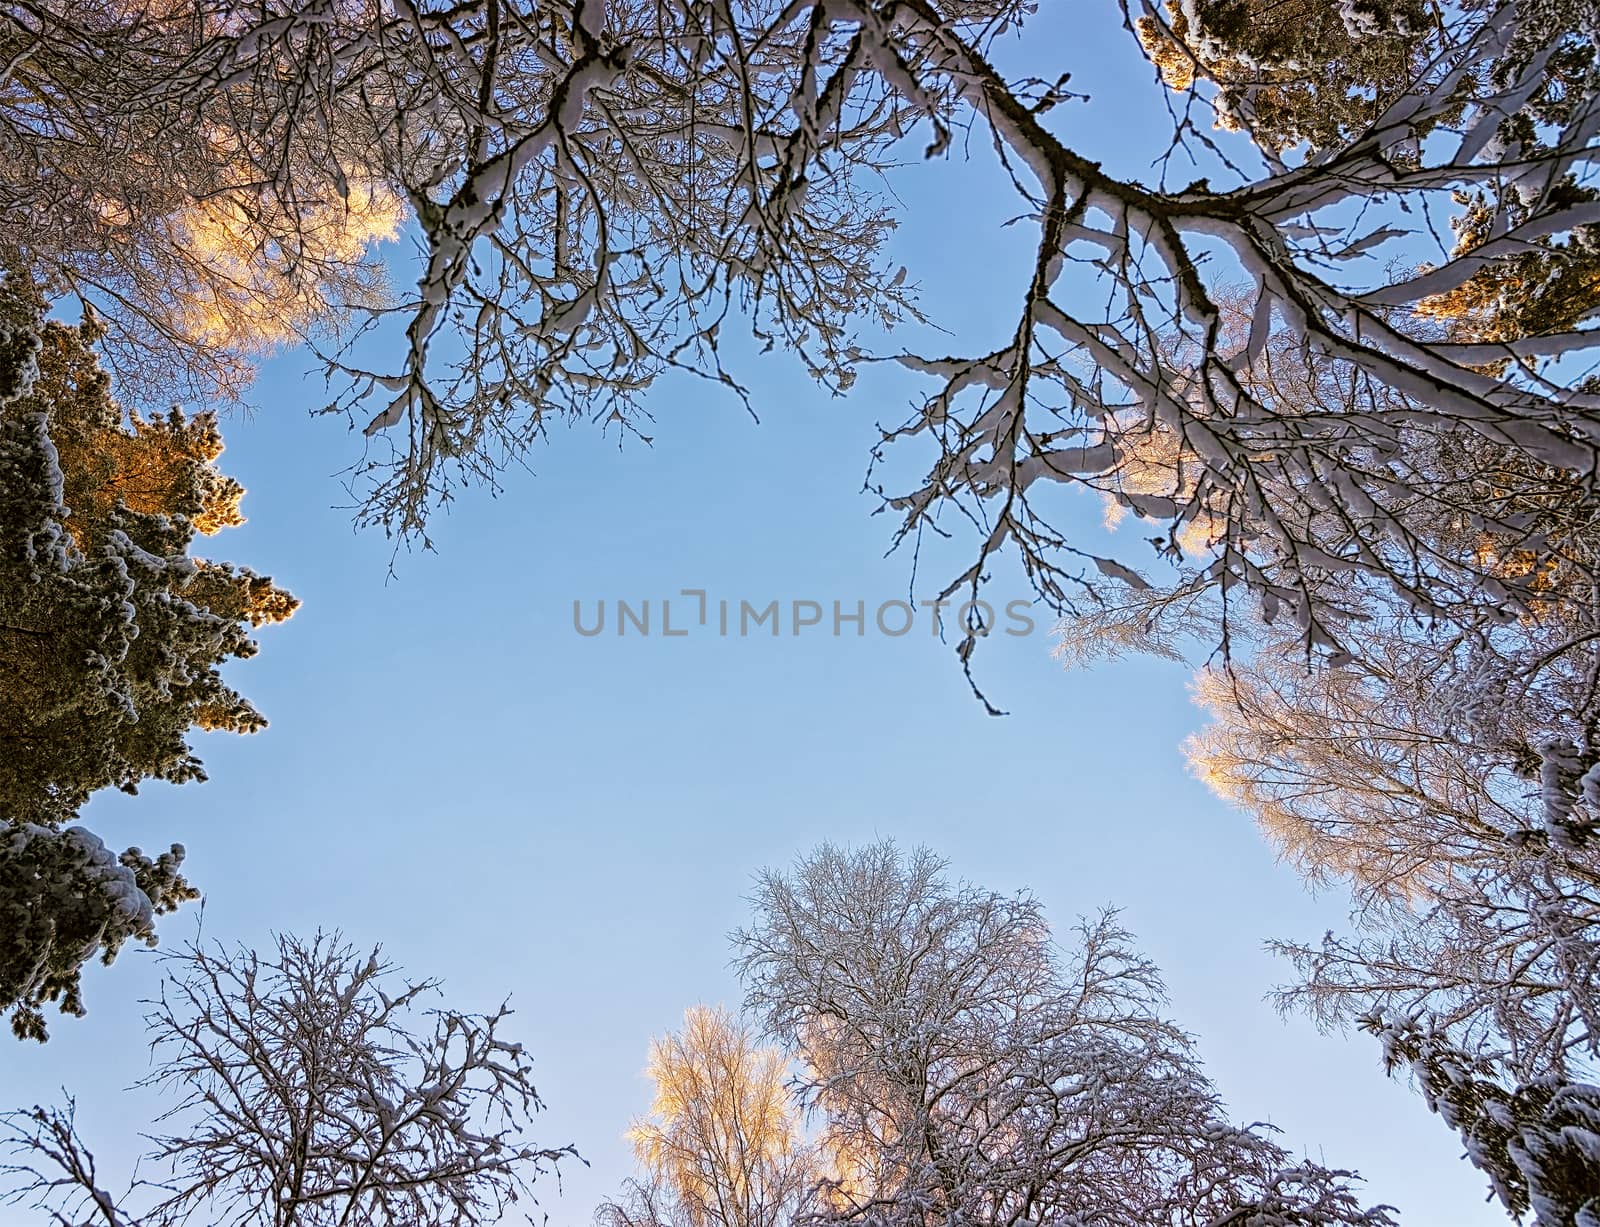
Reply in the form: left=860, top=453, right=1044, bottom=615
left=0, top=271, right=292, bottom=1039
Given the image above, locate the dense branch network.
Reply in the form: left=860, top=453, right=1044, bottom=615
left=10, top=0, right=1595, bottom=676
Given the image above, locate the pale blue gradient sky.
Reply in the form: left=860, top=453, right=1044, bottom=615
left=5, top=5, right=1503, bottom=1225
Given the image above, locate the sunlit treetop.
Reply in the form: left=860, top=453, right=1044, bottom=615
left=613, top=1005, right=818, bottom=1227
left=1, top=0, right=403, bottom=404
left=1135, top=0, right=1438, bottom=153
left=0, top=266, right=296, bottom=1039
left=0, top=273, right=297, bottom=829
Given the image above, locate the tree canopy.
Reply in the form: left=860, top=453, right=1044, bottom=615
left=0, top=269, right=295, bottom=1040
left=600, top=844, right=1400, bottom=1227
left=5, top=0, right=1600, bottom=1212
left=2, top=933, right=574, bottom=1226
left=5, top=0, right=1594, bottom=675
left=599, top=1006, right=819, bottom=1227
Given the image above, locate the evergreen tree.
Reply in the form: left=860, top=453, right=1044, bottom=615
left=1370, top=1019, right=1600, bottom=1227
left=1135, top=0, right=1600, bottom=351
left=0, top=270, right=295, bottom=1040
left=1134, top=0, right=1438, bottom=153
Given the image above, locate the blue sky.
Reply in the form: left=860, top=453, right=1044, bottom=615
left=4, top=4, right=1506, bottom=1225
